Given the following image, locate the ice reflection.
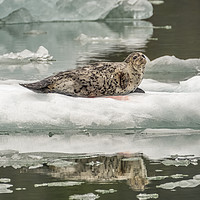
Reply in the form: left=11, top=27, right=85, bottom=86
left=0, top=152, right=200, bottom=198
left=24, top=153, right=148, bottom=191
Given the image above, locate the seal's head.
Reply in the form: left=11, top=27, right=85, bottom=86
left=124, top=52, right=147, bottom=71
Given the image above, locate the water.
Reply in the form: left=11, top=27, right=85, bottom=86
left=0, top=0, right=200, bottom=199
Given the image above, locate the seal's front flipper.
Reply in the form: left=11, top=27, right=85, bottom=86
left=133, top=88, right=145, bottom=93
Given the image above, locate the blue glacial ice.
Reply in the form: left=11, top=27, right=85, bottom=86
left=0, top=0, right=153, bottom=24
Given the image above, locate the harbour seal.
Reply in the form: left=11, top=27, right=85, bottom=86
left=20, top=52, right=147, bottom=97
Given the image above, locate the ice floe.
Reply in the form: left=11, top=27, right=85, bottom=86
left=95, top=189, right=117, bottom=194
left=157, top=174, right=200, bottom=190
left=149, top=0, right=164, bottom=5
left=15, top=187, right=26, bottom=191
left=0, top=183, right=13, bottom=194
left=137, top=193, right=159, bottom=200
left=0, top=178, right=11, bottom=183
left=69, top=193, right=100, bottom=200
left=34, top=181, right=84, bottom=188
left=148, top=174, right=188, bottom=181
left=0, top=46, right=53, bottom=64
left=0, top=77, right=199, bottom=129
left=146, top=56, right=200, bottom=73
left=145, top=56, right=200, bottom=82
left=0, top=0, right=153, bottom=24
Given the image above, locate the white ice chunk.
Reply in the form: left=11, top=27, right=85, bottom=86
left=157, top=175, right=200, bottom=190
left=141, top=76, right=200, bottom=93
left=0, top=178, right=11, bottom=183
left=162, top=159, right=190, bottom=167
left=0, top=76, right=200, bottom=128
left=34, top=181, right=84, bottom=187
left=149, top=0, right=164, bottom=5
left=171, top=174, right=188, bottom=179
left=15, top=187, right=26, bottom=191
left=0, top=184, right=13, bottom=194
left=146, top=56, right=200, bottom=73
left=95, top=189, right=117, bottom=194
left=69, top=193, right=100, bottom=200
left=137, top=193, right=159, bottom=200
left=147, top=176, right=168, bottom=181
left=0, top=46, right=53, bottom=64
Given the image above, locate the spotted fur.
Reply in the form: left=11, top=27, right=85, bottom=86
left=20, top=52, right=147, bottom=97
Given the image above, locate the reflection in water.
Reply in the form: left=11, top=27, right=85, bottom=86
left=30, top=154, right=149, bottom=191
left=0, top=152, right=200, bottom=199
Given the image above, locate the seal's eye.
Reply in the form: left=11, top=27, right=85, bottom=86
left=133, top=56, right=138, bottom=60
left=142, top=54, right=145, bottom=58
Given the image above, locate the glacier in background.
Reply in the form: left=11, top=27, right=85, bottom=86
left=0, top=0, right=153, bottom=24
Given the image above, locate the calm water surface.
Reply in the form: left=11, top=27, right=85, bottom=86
left=0, top=0, right=200, bottom=199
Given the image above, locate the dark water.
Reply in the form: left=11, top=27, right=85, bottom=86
left=0, top=0, right=200, bottom=199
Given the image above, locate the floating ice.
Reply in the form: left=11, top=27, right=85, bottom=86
left=148, top=176, right=168, bottom=181
left=148, top=174, right=188, bottom=181
left=141, top=76, right=200, bottom=93
left=157, top=174, right=200, bottom=190
left=0, top=183, right=13, bottom=194
left=15, top=187, right=26, bottom=191
left=162, top=159, right=190, bottom=167
left=69, top=193, right=100, bottom=200
left=145, top=56, right=200, bottom=82
left=95, top=189, right=117, bottom=194
left=149, top=0, right=164, bottom=5
left=0, top=178, right=11, bottom=183
left=146, top=56, right=200, bottom=73
left=0, top=76, right=200, bottom=129
left=0, top=46, right=53, bottom=64
left=0, top=0, right=153, bottom=23
left=170, top=174, right=188, bottom=179
left=137, top=193, right=159, bottom=200
left=34, top=181, right=84, bottom=188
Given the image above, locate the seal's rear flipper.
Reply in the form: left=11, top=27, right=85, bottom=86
left=19, top=79, right=52, bottom=93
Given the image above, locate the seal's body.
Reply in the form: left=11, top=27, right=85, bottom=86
left=20, top=52, right=147, bottom=97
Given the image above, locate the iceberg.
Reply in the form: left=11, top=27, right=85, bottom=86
left=0, top=0, right=153, bottom=24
